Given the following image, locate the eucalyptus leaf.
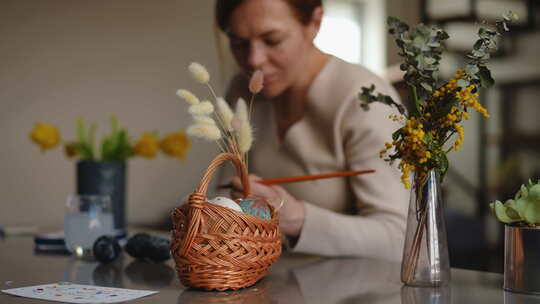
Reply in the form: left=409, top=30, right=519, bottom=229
left=478, top=66, right=494, bottom=88
left=420, top=82, right=433, bottom=92
left=457, top=79, right=470, bottom=88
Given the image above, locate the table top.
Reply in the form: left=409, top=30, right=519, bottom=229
left=1, top=234, right=539, bottom=304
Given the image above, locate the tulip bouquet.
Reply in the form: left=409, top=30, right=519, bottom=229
left=29, top=116, right=191, bottom=161
left=176, top=62, right=263, bottom=168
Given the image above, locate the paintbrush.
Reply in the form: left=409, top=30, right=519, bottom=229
left=217, top=169, right=375, bottom=189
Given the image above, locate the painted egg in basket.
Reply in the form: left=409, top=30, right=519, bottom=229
left=238, top=197, right=271, bottom=220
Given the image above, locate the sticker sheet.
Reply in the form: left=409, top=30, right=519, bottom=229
left=1, top=282, right=157, bottom=303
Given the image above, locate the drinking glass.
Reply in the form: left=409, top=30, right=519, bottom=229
left=64, top=194, right=114, bottom=259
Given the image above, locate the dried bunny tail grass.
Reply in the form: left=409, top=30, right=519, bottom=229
left=188, top=62, right=210, bottom=84
left=176, top=89, right=200, bottom=105
left=193, top=115, right=216, bottom=125
left=238, top=120, right=253, bottom=153
left=216, top=97, right=234, bottom=130
left=235, top=97, right=249, bottom=122
left=187, top=123, right=222, bottom=141
left=249, top=70, right=264, bottom=94
left=188, top=101, right=214, bottom=116
left=231, top=117, right=242, bottom=131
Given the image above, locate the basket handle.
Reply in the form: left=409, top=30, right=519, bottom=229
left=179, top=153, right=250, bottom=256
left=194, top=152, right=251, bottom=198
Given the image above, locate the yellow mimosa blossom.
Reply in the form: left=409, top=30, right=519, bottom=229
left=453, top=124, right=465, bottom=151
left=30, top=123, right=60, bottom=151
left=133, top=133, right=159, bottom=159
left=159, top=130, right=191, bottom=160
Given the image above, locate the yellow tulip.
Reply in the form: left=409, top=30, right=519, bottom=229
left=30, top=123, right=60, bottom=151
left=64, top=142, right=80, bottom=158
left=159, top=130, right=191, bottom=160
left=133, top=133, right=159, bottom=159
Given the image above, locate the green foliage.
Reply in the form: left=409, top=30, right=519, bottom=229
left=75, top=117, right=134, bottom=162
left=490, top=179, right=540, bottom=226
left=359, top=12, right=516, bottom=182
left=360, top=13, right=515, bottom=114
left=76, top=118, right=96, bottom=160
left=359, top=85, right=405, bottom=114
left=100, top=117, right=135, bottom=162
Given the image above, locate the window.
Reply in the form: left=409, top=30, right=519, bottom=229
left=314, top=3, right=363, bottom=64
left=314, top=0, right=386, bottom=75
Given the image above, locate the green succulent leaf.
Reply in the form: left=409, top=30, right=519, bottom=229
left=493, top=200, right=516, bottom=224
left=524, top=202, right=540, bottom=225
left=528, top=184, right=540, bottom=200
left=504, top=200, right=521, bottom=220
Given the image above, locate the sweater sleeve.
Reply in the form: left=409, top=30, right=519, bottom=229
left=291, top=87, right=410, bottom=262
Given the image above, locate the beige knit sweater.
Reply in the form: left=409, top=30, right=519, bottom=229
left=224, top=56, right=409, bottom=262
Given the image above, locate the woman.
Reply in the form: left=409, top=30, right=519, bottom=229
left=216, top=0, right=409, bottom=261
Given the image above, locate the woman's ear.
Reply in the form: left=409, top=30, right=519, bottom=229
left=306, top=6, right=324, bottom=41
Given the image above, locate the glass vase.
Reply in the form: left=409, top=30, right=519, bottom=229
left=401, top=169, right=450, bottom=286
left=77, top=160, right=126, bottom=238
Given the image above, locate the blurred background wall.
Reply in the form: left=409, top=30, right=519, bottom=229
left=0, top=0, right=223, bottom=230
left=1, top=0, right=420, bottom=231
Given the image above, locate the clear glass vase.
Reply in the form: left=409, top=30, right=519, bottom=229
left=401, top=169, right=450, bottom=286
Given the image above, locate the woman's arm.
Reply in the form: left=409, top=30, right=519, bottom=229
left=290, top=95, right=409, bottom=261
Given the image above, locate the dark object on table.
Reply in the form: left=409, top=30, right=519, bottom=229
left=147, top=236, right=171, bottom=262
left=125, top=233, right=170, bottom=262
left=125, top=233, right=151, bottom=259
left=93, top=235, right=121, bottom=264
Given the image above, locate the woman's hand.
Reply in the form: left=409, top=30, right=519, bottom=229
left=230, top=174, right=305, bottom=237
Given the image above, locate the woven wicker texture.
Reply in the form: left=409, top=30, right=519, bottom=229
left=171, top=153, right=282, bottom=291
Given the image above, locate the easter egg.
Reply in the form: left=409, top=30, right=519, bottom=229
left=208, top=196, right=243, bottom=212
left=238, top=197, right=271, bottom=220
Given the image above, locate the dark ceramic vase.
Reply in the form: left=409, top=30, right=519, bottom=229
left=76, top=161, right=127, bottom=236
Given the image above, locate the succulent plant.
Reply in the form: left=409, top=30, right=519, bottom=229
left=490, top=179, right=540, bottom=225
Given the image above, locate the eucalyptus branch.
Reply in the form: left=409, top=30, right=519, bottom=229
left=359, top=85, right=405, bottom=115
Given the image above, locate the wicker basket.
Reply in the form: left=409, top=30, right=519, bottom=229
left=170, top=153, right=282, bottom=291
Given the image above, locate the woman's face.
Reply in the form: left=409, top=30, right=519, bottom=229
left=228, top=0, right=319, bottom=97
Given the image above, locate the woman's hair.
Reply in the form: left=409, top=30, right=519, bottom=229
left=215, top=0, right=322, bottom=32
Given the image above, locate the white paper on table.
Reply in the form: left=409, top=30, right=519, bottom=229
left=1, top=282, right=158, bottom=303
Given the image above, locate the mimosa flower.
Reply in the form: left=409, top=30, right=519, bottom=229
left=30, top=123, right=61, bottom=151
left=216, top=97, right=234, bottom=130
left=176, top=89, right=200, bottom=105
left=249, top=70, right=264, bottom=94
left=188, top=101, right=214, bottom=116
left=187, top=123, right=222, bottom=141
left=159, top=130, right=191, bottom=160
left=133, top=133, right=159, bottom=159
left=189, top=62, right=210, bottom=84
